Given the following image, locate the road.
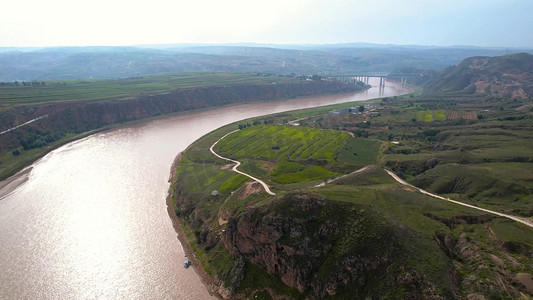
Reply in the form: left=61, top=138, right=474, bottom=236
left=209, top=130, right=276, bottom=196
left=384, top=169, right=533, bottom=229
left=209, top=132, right=532, bottom=230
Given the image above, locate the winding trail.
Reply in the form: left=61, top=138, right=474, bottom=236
left=384, top=169, right=533, bottom=229
left=209, top=128, right=532, bottom=229
left=210, top=130, right=276, bottom=196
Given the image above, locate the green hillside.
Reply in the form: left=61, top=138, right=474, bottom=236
left=171, top=89, right=533, bottom=298
left=171, top=54, right=533, bottom=298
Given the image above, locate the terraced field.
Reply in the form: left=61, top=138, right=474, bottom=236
left=416, top=109, right=447, bottom=122
left=214, top=125, right=350, bottom=164
left=0, top=72, right=295, bottom=108
left=213, top=124, right=380, bottom=185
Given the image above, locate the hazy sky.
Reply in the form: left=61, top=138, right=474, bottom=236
left=2, top=0, right=532, bottom=48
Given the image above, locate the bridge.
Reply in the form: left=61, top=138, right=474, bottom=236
left=327, top=73, right=420, bottom=87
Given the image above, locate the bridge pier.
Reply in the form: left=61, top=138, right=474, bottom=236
left=379, top=76, right=385, bottom=87
left=327, top=73, right=389, bottom=87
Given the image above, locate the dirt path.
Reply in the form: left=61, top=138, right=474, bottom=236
left=210, top=130, right=276, bottom=196
left=384, top=169, right=533, bottom=229
left=315, top=166, right=368, bottom=187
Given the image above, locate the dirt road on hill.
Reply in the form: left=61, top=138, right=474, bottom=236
left=384, top=169, right=533, bottom=229
left=210, top=130, right=276, bottom=196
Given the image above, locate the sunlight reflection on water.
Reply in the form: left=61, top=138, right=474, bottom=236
left=0, top=79, right=410, bottom=299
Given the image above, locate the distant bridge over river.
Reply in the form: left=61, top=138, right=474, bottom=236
left=327, top=73, right=421, bottom=87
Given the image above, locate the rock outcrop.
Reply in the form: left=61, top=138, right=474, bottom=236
left=222, top=192, right=439, bottom=298
left=424, top=53, right=533, bottom=98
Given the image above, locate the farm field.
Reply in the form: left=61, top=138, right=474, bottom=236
left=415, top=109, right=446, bottom=121
left=0, top=72, right=296, bottom=108
left=296, top=94, right=533, bottom=216
left=213, top=124, right=380, bottom=187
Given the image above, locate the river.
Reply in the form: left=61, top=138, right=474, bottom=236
left=0, top=79, right=409, bottom=299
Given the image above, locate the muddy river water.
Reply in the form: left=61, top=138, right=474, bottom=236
left=0, top=79, right=409, bottom=299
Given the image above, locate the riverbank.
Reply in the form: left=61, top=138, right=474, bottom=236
left=0, top=128, right=104, bottom=196
left=166, top=153, right=227, bottom=299
left=0, top=80, right=416, bottom=299
left=0, top=79, right=366, bottom=182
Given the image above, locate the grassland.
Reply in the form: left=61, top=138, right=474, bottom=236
left=294, top=93, right=533, bottom=216
left=172, top=90, right=533, bottom=298
left=0, top=72, right=296, bottom=108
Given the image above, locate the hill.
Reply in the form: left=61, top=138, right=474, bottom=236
left=170, top=54, right=533, bottom=298
left=423, top=53, right=533, bottom=97
left=171, top=94, right=533, bottom=298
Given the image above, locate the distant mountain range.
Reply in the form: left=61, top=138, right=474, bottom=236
left=0, top=44, right=530, bottom=81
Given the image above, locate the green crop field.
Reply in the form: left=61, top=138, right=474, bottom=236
left=177, top=122, right=380, bottom=200
left=213, top=124, right=358, bottom=185
left=337, top=138, right=382, bottom=167
left=415, top=109, right=447, bottom=122
left=0, top=72, right=295, bottom=108
left=215, top=124, right=351, bottom=164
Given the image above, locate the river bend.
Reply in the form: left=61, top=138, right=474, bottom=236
left=0, top=79, right=409, bottom=299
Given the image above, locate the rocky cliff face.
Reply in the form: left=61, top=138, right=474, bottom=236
left=0, top=80, right=358, bottom=152
left=424, top=53, right=533, bottom=98
left=222, top=192, right=439, bottom=298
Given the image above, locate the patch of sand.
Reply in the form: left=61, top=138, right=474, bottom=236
left=0, top=167, right=32, bottom=200
left=218, top=217, right=228, bottom=226
left=402, top=186, right=416, bottom=192
left=219, top=163, right=234, bottom=170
